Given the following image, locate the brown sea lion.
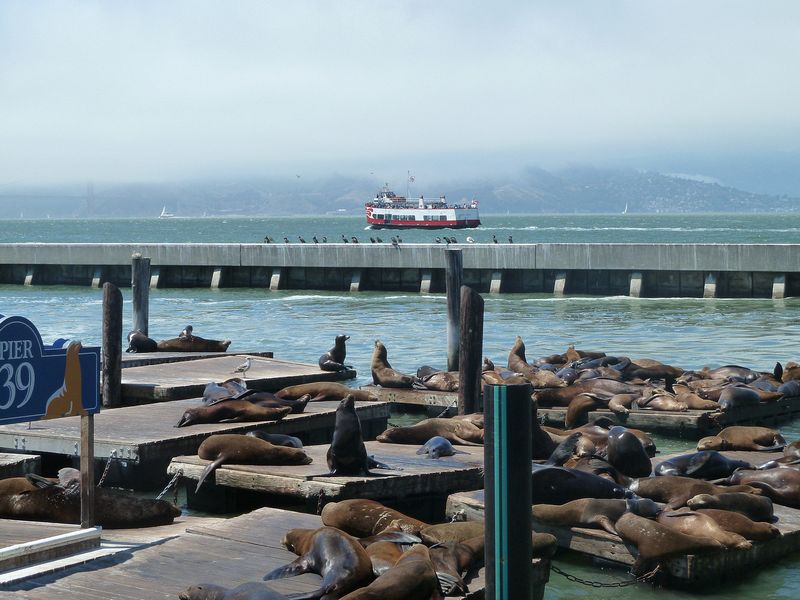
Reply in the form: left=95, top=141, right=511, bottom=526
left=246, top=431, right=304, bottom=448
left=376, top=418, right=483, bottom=446
left=420, top=521, right=484, bottom=545
left=338, top=544, right=441, bottom=600
left=636, top=392, right=688, bottom=412
left=321, top=499, right=429, bottom=537
left=44, top=341, right=87, bottom=420
left=534, top=378, right=647, bottom=408
left=275, top=382, right=379, bottom=403
left=429, top=535, right=484, bottom=596
left=179, top=582, right=289, bottom=599
left=694, top=508, right=782, bottom=541
left=0, top=476, right=39, bottom=496
left=157, top=335, right=231, bottom=352
left=687, top=492, right=774, bottom=522
left=319, top=334, right=352, bottom=372
left=371, top=340, right=415, bottom=388
left=544, top=420, right=656, bottom=458
left=697, top=426, right=786, bottom=451
left=606, top=426, right=652, bottom=478
left=507, top=336, right=566, bottom=388
left=126, top=329, right=158, bottom=353
left=629, top=475, right=761, bottom=509
left=657, top=509, right=751, bottom=549
left=614, top=512, right=724, bottom=575
left=194, top=434, right=312, bottom=492
left=726, top=467, right=800, bottom=508
left=449, top=412, right=484, bottom=428
left=264, top=526, right=373, bottom=598
left=532, top=497, right=661, bottom=535
left=366, top=540, right=405, bottom=576
left=1, top=470, right=180, bottom=528
left=413, top=367, right=460, bottom=392
left=674, top=390, right=720, bottom=411
left=481, top=357, right=529, bottom=386
left=175, top=400, right=292, bottom=427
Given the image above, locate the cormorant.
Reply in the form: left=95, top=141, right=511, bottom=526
left=283, top=236, right=290, bottom=243
left=351, top=236, right=359, bottom=243
left=341, top=234, right=349, bottom=243
left=298, top=236, right=306, bottom=243
left=508, top=235, right=513, bottom=243
left=313, top=236, right=319, bottom=243
left=492, top=235, right=498, bottom=243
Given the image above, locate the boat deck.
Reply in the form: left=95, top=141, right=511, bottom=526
left=120, top=354, right=355, bottom=404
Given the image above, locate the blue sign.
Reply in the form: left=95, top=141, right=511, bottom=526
left=0, top=315, right=100, bottom=425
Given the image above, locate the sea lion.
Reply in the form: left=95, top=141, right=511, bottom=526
left=532, top=497, right=662, bottom=535
left=338, top=544, right=441, bottom=600
left=534, top=378, right=647, bottom=409
left=365, top=540, right=405, bottom=576
left=655, top=451, right=753, bottom=479
left=687, top=492, right=775, bottom=522
left=694, top=508, right=782, bottom=541
left=635, top=392, right=688, bottom=412
left=606, top=426, right=652, bottom=478
left=323, top=395, right=388, bottom=476
left=420, top=521, right=484, bottom=545
left=507, top=336, right=566, bottom=388
left=657, top=509, right=751, bottom=549
left=371, top=340, right=415, bottom=388
left=319, top=334, right=352, bottom=372
left=726, top=467, right=800, bottom=508
left=321, top=499, right=429, bottom=537
left=716, top=386, right=762, bottom=410
left=562, top=455, right=632, bottom=486
left=416, top=436, right=469, bottom=459
left=194, top=434, right=312, bottom=492
left=413, top=367, right=460, bottom=392
left=263, top=526, right=373, bottom=599
left=376, top=418, right=483, bottom=446
left=126, top=329, right=158, bottom=353
left=629, top=475, right=761, bottom=509
left=614, top=512, right=724, bottom=574
left=697, top=426, right=786, bottom=451
left=175, top=400, right=292, bottom=427
left=0, top=476, right=38, bottom=496
left=157, top=335, right=231, bottom=352
left=1, top=470, right=180, bottom=528
left=530, top=466, right=632, bottom=504
left=246, top=431, right=304, bottom=448
left=275, top=382, right=379, bottom=403
left=44, top=341, right=88, bottom=419
left=179, top=582, right=289, bottom=600
left=449, top=412, right=484, bottom=428
left=428, top=535, right=484, bottom=595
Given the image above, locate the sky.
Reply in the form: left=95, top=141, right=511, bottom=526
left=1, top=1, right=799, bottom=194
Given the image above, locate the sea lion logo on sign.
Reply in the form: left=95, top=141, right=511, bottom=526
left=0, top=315, right=100, bottom=425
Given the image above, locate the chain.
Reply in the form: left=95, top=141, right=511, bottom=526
left=450, top=509, right=467, bottom=522
left=156, top=470, right=182, bottom=501
left=97, top=453, right=117, bottom=487
left=316, top=491, right=326, bottom=515
left=434, top=399, right=458, bottom=418
left=550, top=563, right=660, bottom=588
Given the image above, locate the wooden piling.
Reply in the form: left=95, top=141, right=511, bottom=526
left=131, top=253, right=151, bottom=335
left=484, top=383, right=533, bottom=600
left=458, top=285, right=484, bottom=415
left=102, top=282, right=123, bottom=408
left=80, top=414, right=95, bottom=528
left=445, top=249, right=463, bottom=371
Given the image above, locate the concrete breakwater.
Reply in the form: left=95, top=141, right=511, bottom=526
left=1, top=243, right=798, bottom=298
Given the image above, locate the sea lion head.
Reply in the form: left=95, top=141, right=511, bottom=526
left=626, top=497, right=662, bottom=518
left=336, top=334, right=350, bottom=344
left=338, top=394, right=356, bottom=412
left=697, top=435, right=725, bottom=451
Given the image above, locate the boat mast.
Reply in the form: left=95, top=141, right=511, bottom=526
left=406, top=170, right=414, bottom=199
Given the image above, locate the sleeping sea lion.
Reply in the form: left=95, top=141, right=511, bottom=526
left=697, top=426, right=786, bottom=452
left=371, top=340, right=415, bottom=388
left=246, top=431, right=304, bottom=448
left=532, top=497, right=661, bottom=535
left=126, top=329, right=158, bottom=353
left=157, top=335, right=231, bottom=352
left=175, top=400, right=291, bottom=427
left=376, top=418, right=483, bottom=446
left=694, top=508, right=781, bottom=541
left=686, top=492, right=775, bottom=522
left=321, top=499, right=429, bottom=537
left=275, top=381, right=379, bottom=403
left=629, top=475, right=761, bottom=509
left=656, top=509, right=751, bottom=549
left=179, top=582, right=289, bottom=599
left=337, top=544, right=441, bottom=600
left=606, top=426, right=652, bottom=478
left=655, top=450, right=753, bottom=479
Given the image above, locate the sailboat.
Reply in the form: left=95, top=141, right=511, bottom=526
left=159, top=206, right=175, bottom=218
left=622, top=203, right=628, bottom=215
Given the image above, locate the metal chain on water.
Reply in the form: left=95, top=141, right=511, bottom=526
left=550, top=563, right=661, bottom=588
left=434, top=399, right=458, bottom=418
left=156, top=470, right=182, bottom=501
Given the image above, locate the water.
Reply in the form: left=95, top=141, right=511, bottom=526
left=1, top=214, right=800, bottom=598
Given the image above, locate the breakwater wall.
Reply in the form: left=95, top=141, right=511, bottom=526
left=1, top=243, right=798, bottom=298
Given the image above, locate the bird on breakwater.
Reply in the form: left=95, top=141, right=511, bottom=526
left=341, top=234, right=349, bottom=243
left=322, top=236, right=328, bottom=243
left=444, top=237, right=451, bottom=244
left=179, top=325, right=193, bottom=340
left=391, top=237, right=399, bottom=248
left=313, top=236, right=319, bottom=243
left=351, top=236, right=359, bottom=243
left=508, top=235, right=513, bottom=243
left=434, top=237, right=441, bottom=243
left=376, top=237, right=382, bottom=243
left=450, top=236, right=458, bottom=243
left=397, top=235, right=402, bottom=243
left=466, top=236, right=474, bottom=243
left=263, top=236, right=273, bottom=243
left=232, top=357, right=251, bottom=377
left=298, top=236, right=306, bottom=243
left=492, top=235, right=498, bottom=243
left=369, top=237, right=376, bottom=243
left=283, top=236, right=289, bottom=243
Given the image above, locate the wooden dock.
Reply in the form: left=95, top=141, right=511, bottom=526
left=169, top=440, right=485, bottom=516
left=0, top=400, right=388, bottom=490
left=3, top=507, right=524, bottom=599
left=121, top=354, right=355, bottom=404
left=447, top=450, right=800, bottom=584
left=0, top=453, right=40, bottom=478
left=120, top=350, right=273, bottom=369
left=365, top=383, right=800, bottom=438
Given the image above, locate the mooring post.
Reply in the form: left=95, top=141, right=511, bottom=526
left=445, top=248, right=463, bottom=371
left=458, top=285, right=484, bottom=414
left=102, top=282, right=123, bottom=408
left=131, top=253, right=151, bottom=335
left=80, top=413, right=95, bottom=528
left=484, top=383, right=533, bottom=600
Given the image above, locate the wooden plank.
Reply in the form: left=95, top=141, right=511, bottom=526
left=0, top=453, right=40, bottom=478
left=121, top=355, right=356, bottom=404
left=361, top=384, right=461, bottom=414
left=0, top=400, right=389, bottom=464
left=169, top=440, right=485, bottom=502
left=0, top=521, right=80, bottom=549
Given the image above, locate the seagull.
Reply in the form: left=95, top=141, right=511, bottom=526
left=298, top=236, right=306, bottom=243
left=232, top=357, right=251, bottom=376
left=351, top=236, right=359, bottom=243
left=434, top=237, right=441, bottom=243
left=322, top=236, right=328, bottom=243
left=179, top=325, right=193, bottom=340
left=263, top=236, right=272, bottom=243
left=341, top=234, right=349, bottom=243
left=313, top=236, right=319, bottom=243
left=508, top=235, right=513, bottom=243
left=492, top=235, right=498, bottom=244
left=283, top=236, right=290, bottom=243
left=466, top=236, right=474, bottom=243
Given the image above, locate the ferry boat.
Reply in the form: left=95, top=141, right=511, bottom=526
left=365, top=186, right=480, bottom=229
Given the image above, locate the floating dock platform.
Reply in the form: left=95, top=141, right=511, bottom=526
left=169, top=440, right=485, bottom=517
left=447, top=450, right=800, bottom=584
left=0, top=453, right=40, bottom=478
left=120, top=354, right=355, bottom=404
left=2, top=507, right=526, bottom=599
left=120, top=350, right=273, bottom=369
left=0, top=400, right=388, bottom=490
left=361, top=385, right=462, bottom=416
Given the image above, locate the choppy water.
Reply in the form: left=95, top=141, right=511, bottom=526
left=1, top=214, right=800, bottom=598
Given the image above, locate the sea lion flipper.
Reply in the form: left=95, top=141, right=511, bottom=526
left=195, top=457, right=226, bottom=493
left=435, top=570, right=467, bottom=596
left=25, top=473, right=57, bottom=489
left=367, top=456, right=393, bottom=470
left=263, top=556, right=312, bottom=581
left=593, top=516, right=618, bottom=535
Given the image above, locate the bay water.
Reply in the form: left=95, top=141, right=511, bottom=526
left=1, top=214, right=799, bottom=598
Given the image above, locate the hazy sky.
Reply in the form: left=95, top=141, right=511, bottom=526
left=1, top=1, right=799, bottom=191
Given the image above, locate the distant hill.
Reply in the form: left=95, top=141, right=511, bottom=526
left=1, top=167, right=796, bottom=217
